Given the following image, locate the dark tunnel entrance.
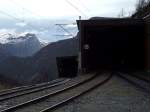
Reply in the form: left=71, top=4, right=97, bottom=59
left=56, top=56, right=78, bottom=78
left=78, top=19, right=145, bottom=72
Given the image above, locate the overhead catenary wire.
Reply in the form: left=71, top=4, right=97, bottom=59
left=7, top=0, right=62, bottom=31
left=7, top=0, right=42, bottom=18
left=77, top=0, right=92, bottom=17
left=0, top=10, right=35, bottom=29
left=0, top=0, right=79, bottom=37
left=64, top=0, right=88, bottom=18
left=55, top=24, right=74, bottom=37
left=0, top=10, right=21, bottom=21
left=1, top=0, right=55, bottom=31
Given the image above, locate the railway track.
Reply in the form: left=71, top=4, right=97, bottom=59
left=117, top=72, right=150, bottom=93
left=0, top=73, right=95, bottom=111
left=0, top=79, right=70, bottom=102
left=0, top=78, right=66, bottom=96
left=130, top=72, right=150, bottom=83
left=0, top=72, right=112, bottom=112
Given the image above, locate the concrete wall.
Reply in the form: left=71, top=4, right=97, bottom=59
left=78, top=19, right=145, bottom=73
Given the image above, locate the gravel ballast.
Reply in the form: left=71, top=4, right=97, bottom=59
left=0, top=74, right=94, bottom=111
left=52, top=75, right=150, bottom=112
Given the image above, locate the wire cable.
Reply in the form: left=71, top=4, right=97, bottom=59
left=64, top=0, right=88, bottom=18
left=77, top=0, right=92, bottom=17
left=7, top=0, right=42, bottom=18
left=0, top=10, right=21, bottom=21
left=0, top=10, right=36, bottom=29
left=7, top=0, right=60, bottom=32
left=55, top=24, right=74, bottom=37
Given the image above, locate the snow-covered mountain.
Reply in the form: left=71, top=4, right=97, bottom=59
left=0, top=33, right=45, bottom=57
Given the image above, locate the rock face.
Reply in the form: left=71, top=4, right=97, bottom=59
left=0, top=33, right=43, bottom=58
left=0, top=37, right=78, bottom=85
left=32, top=37, right=79, bottom=83
left=0, top=45, right=11, bottom=62
left=0, top=56, right=35, bottom=85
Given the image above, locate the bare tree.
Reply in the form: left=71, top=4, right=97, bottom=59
left=136, top=0, right=149, bottom=11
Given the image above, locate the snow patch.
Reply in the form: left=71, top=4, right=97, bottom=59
left=0, top=29, right=48, bottom=45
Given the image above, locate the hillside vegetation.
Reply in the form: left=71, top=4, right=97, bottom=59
left=132, top=0, right=150, bottom=18
left=0, top=37, right=78, bottom=85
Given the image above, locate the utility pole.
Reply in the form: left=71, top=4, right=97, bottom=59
left=79, top=16, right=81, bottom=20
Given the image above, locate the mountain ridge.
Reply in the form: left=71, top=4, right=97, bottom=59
left=0, top=37, right=78, bottom=85
left=0, top=33, right=45, bottom=59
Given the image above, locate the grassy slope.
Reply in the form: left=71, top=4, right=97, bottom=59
left=0, top=82, right=14, bottom=91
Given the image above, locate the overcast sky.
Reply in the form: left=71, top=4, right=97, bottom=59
left=0, top=0, right=137, bottom=20
left=0, top=0, right=138, bottom=42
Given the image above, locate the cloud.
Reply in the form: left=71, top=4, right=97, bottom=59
left=0, top=28, right=17, bottom=35
left=16, top=22, right=27, bottom=27
left=0, top=0, right=137, bottom=19
left=66, top=24, right=77, bottom=28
